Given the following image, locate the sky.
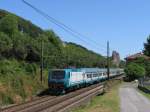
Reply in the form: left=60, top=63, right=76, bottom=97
left=0, top=0, right=150, bottom=59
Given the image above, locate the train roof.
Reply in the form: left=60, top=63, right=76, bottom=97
left=49, top=68, right=124, bottom=72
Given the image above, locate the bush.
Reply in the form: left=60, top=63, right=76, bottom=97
left=144, top=61, right=150, bottom=76
left=0, top=92, right=14, bottom=105
left=129, top=57, right=150, bottom=76
left=25, top=63, right=37, bottom=75
left=125, top=63, right=145, bottom=81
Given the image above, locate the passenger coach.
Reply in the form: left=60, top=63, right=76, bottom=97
left=48, top=68, right=124, bottom=93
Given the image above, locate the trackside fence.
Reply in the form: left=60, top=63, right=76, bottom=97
left=138, top=76, right=150, bottom=94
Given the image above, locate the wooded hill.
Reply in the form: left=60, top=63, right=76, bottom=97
left=0, top=9, right=120, bottom=105
left=0, top=9, right=107, bottom=69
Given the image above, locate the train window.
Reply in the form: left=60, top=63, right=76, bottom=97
left=117, top=71, right=119, bottom=74
left=93, top=73, right=98, bottom=77
left=87, top=74, right=92, bottom=78
left=52, top=71, right=65, bottom=79
left=99, top=73, right=102, bottom=76
left=104, top=72, right=107, bottom=76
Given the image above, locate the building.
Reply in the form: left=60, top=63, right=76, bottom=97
left=112, top=51, right=120, bottom=67
left=125, top=52, right=150, bottom=62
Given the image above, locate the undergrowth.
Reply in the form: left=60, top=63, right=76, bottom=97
left=0, top=59, right=48, bottom=106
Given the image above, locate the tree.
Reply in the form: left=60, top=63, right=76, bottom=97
left=129, top=57, right=150, bottom=76
left=144, top=60, right=150, bottom=76
left=11, top=32, right=28, bottom=60
left=119, top=60, right=126, bottom=68
left=0, top=32, right=12, bottom=58
left=143, top=35, right=150, bottom=56
left=0, top=9, right=108, bottom=68
left=125, top=63, right=145, bottom=81
left=129, top=57, right=146, bottom=67
left=0, top=14, right=18, bottom=37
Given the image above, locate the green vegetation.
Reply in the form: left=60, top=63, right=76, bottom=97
left=125, top=63, right=145, bottom=81
left=0, top=9, right=111, bottom=105
left=119, top=60, right=126, bottom=68
left=143, top=36, right=150, bottom=77
left=0, top=9, right=107, bottom=68
left=0, top=59, right=48, bottom=105
left=143, top=35, right=150, bottom=57
left=72, top=81, right=121, bottom=112
left=139, top=89, right=150, bottom=100
left=124, top=35, right=150, bottom=80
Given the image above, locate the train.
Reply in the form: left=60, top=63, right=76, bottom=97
left=48, top=68, right=124, bottom=94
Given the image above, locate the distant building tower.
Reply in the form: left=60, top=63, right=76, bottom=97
left=112, top=51, right=120, bottom=67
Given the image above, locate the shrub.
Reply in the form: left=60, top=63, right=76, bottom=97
left=0, top=92, right=14, bottom=105
left=125, top=63, right=145, bottom=81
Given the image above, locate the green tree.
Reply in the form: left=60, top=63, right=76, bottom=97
left=119, top=60, right=126, bottom=68
left=0, top=14, right=18, bottom=37
left=0, top=32, right=12, bottom=58
left=144, top=60, right=150, bottom=76
left=11, top=32, right=28, bottom=60
left=125, top=63, right=145, bottom=81
left=129, top=57, right=146, bottom=67
left=143, top=35, right=150, bottom=56
left=129, top=57, right=150, bottom=76
left=0, top=9, right=108, bottom=68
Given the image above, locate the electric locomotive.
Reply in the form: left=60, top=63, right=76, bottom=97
left=48, top=68, right=124, bottom=93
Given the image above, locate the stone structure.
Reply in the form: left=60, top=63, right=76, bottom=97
left=112, top=51, right=120, bottom=67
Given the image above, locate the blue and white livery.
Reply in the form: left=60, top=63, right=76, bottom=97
left=48, top=68, right=124, bottom=93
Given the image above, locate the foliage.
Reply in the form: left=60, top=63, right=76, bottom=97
left=0, top=10, right=108, bottom=68
left=139, top=90, right=150, bottom=100
left=72, top=81, right=121, bottom=112
left=0, top=32, right=12, bottom=58
left=119, top=60, right=126, bottom=68
left=0, top=59, right=48, bottom=105
left=125, top=63, right=145, bottom=81
left=127, top=57, right=150, bottom=76
left=0, top=9, right=110, bottom=105
left=144, top=61, right=150, bottom=76
left=0, top=14, right=18, bottom=37
left=18, top=18, right=43, bottom=38
left=143, top=35, right=150, bottom=56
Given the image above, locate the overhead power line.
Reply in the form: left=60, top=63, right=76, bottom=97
left=22, top=0, right=110, bottom=54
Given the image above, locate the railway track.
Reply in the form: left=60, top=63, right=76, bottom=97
left=2, top=75, right=124, bottom=112
left=2, top=83, right=104, bottom=112
left=1, top=96, right=57, bottom=112
left=41, top=85, right=103, bottom=112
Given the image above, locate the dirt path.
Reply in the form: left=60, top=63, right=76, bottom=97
left=119, top=83, right=150, bottom=112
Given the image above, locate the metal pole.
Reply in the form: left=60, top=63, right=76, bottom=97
left=107, top=41, right=110, bottom=80
left=40, top=39, right=43, bottom=83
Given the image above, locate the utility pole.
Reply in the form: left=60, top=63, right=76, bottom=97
left=107, top=41, right=110, bottom=80
left=40, top=39, right=43, bottom=83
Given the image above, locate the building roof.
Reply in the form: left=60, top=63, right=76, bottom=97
left=125, top=52, right=150, bottom=61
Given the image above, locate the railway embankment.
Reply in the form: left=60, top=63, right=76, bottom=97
left=0, top=60, right=49, bottom=106
left=71, top=80, right=122, bottom=112
left=0, top=9, right=112, bottom=107
left=1, top=76, right=123, bottom=112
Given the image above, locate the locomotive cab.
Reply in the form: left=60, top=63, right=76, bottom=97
left=48, top=69, right=67, bottom=93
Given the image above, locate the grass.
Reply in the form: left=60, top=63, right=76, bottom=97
left=0, top=59, right=48, bottom=106
left=139, top=89, right=150, bottom=100
left=71, top=80, right=122, bottom=112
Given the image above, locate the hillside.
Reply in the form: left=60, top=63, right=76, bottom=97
left=0, top=9, right=107, bottom=105
left=0, top=9, right=106, bottom=68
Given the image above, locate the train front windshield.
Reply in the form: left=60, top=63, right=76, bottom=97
left=51, top=71, right=65, bottom=79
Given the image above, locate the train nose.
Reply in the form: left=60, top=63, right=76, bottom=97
left=49, top=81, right=65, bottom=89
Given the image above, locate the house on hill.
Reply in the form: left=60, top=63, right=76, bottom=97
left=125, top=52, right=150, bottom=62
